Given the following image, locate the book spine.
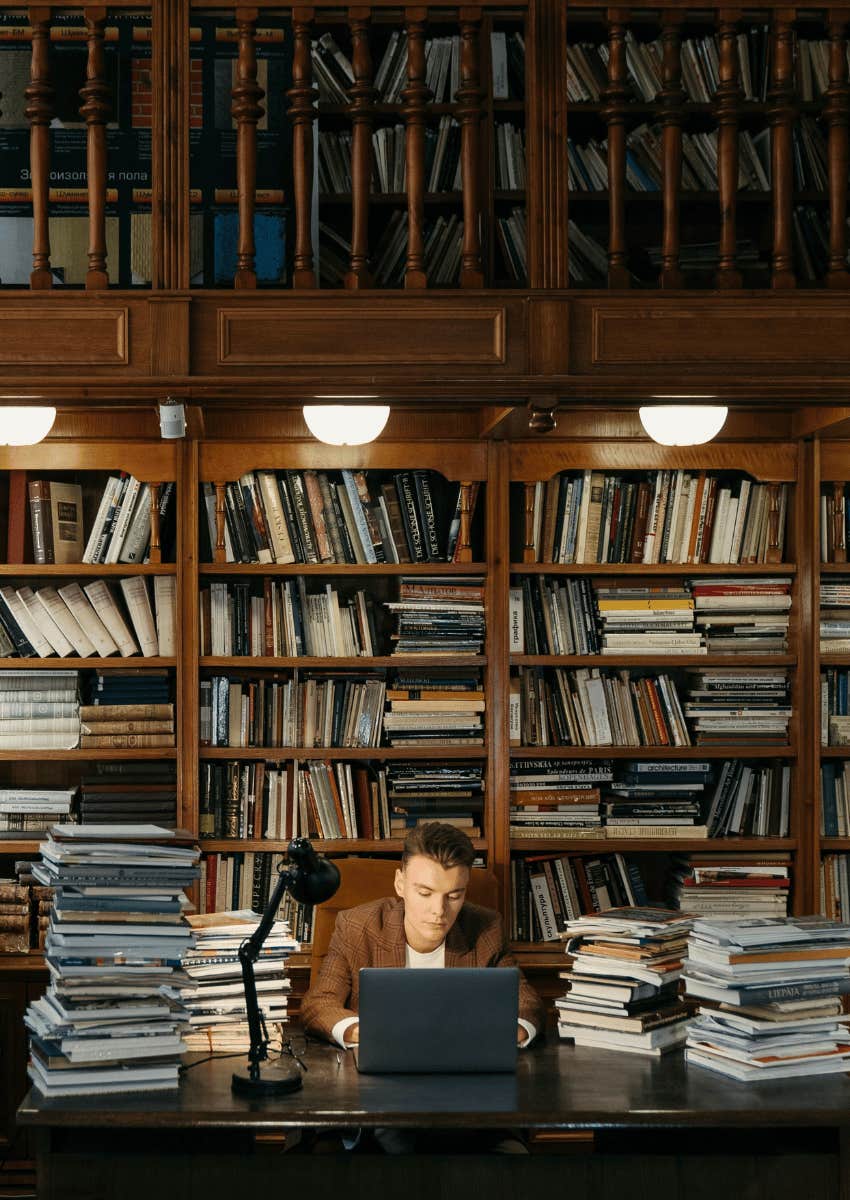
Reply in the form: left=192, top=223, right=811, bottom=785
left=118, top=577, right=160, bottom=657
left=57, top=583, right=119, bottom=657
left=117, top=483, right=152, bottom=564
left=82, top=581, right=139, bottom=657
left=28, top=481, right=53, bottom=565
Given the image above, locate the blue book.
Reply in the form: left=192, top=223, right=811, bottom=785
left=822, top=763, right=839, bottom=837
left=214, top=212, right=286, bottom=284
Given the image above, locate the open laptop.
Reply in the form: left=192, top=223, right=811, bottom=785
left=355, top=967, right=520, bottom=1073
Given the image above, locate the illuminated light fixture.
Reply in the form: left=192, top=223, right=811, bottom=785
left=303, top=404, right=390, bottom=446
left=638, top=404, right=728, bottom=446
left=0, top=406, right=56, bottom=445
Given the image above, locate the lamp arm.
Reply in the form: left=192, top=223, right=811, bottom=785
left=237, top=863, right=298, bottom=1080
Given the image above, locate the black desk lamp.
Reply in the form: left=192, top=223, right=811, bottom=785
left=232, top=838, right=340, bottom=1097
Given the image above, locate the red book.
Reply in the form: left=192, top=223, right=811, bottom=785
left=6, top=469, right=28, bottom=563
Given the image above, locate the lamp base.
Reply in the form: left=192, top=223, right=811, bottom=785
left=231, top=1062, right=303, bottom=1096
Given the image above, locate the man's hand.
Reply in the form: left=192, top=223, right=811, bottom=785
left=344, top=1022, right=360, bottom=1046
left=517, top=1025, right=528, bottom=1047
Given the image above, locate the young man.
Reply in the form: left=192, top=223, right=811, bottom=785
left=302, top=821, right=544, bottom=1048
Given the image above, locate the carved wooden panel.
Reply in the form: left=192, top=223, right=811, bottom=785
left=0, top=308, right=128, bottom=364
left=216, top=304, right=506, bottom=365
left=591, top=305, right=850, bottom=366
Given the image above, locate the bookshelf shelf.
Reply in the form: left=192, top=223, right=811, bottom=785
left=510, top=746, right=796, bottom=759
left=198, top=746, right=488, bottom=760
left=509, top=837, right=797, bottom=853
left=0, top=658, right=178, bottom=670
left=510, top=654, right=797, bottom=668
left=820, top=564, right=850, bottom=574
left=0, top=564, right=177, bottom=577
left=0, top=749, right=178, bottom=761
left=198, top=563, right=488, bottom=576
left=818, top=747, right=850, bottom=759
left=510, top=563, right=798, bottom=576
left=201, top=838, right=488, bottom=853
left=198, top=655, right=488, bottom=669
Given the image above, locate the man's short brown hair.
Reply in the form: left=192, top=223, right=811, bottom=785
left=401, top=822, right=476, bottom=871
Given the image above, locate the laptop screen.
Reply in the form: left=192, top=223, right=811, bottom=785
left=356, top=967, right=520, bottom=1073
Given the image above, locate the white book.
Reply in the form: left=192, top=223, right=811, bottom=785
left=0, top=586, right=54, bottom=657
left=509, top=586, right=524, bottom=652
left=117, top=483, right=151, bottom=564
left=82, top=580, right=139, bottom=657
left=707, top=487, right=730, bottom=562
left=728, top=478, right=752, bottom=563
left=104, top=475, right=141, bottom=564
left=16, top=586, right=74, bottom=657
left=119, top=577, right=159, bottom=657
left=677, top=474, right=700, bottom=562
left=255, top=471, right=295, bottom=565
left=56, top=583, right=118, bottom=659
left=82, top=475, right=121, bottom=564
left=574, top=469, right=593, bottom=563
left=153, top=576, right=177, bottom=657
left=491, top=31, right=509, bottom=98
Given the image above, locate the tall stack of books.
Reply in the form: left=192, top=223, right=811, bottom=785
left=704, top=760, right=791, bottom=837
left=385, top=762, right=484, bottom=837
left=0, top=786, right=76, bottom=835
left=180, top=910, right=298, bottom=1052
left=556, top=907, right=693, bottom=1055
left=684, top=670, right=791, bottom=745
left=684, top=916, right=850, bottom=1080
left=383, top=669, right=484, bottom=748
left=78, top=765, right=178, bottom=828
left=692, top=577, right=792, bottom=653
left=386, top=576, right=485, bottom=655
left=24, top=824, right=199, bottom=1097
left=602, top=760, right=712, bottom=839
left=820, top=578, right=850, bottom=657
left=595, top=585, right=703, bottom=656
left=0, top=669, right=79, bottom=750
left=83, top=669, right=173, bottom=748
left=668, top=853, right=791, bottom=916
left=510, top=758, right=613, bottom=838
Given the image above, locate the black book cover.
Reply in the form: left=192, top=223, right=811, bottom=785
left=393, top=472, right=426, bottom=562
left=285, top=471, right=319, bottom=564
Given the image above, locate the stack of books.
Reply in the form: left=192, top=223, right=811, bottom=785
left=24, top=823, right=199, bottom=1097
left=820, top=578, right=850, bottom=653
left=509, top=759, right=613, bottom=826
left=79, top=700, right=175, bottom=751
left=704, top=760, right=791, bottom=837
left=0, top=879, right=31, bottom=953
left=383, top=669, right=484, bottom=748
left=510, top=787, right=603, bottom=840
left=692, top=577, right=792, bottom=653
left=668, top=853, right=791, bottom=916
left=602, top=761, right=711, bottom=839
left=180, top=910, right=298, bottom=1052
left=0, top=669, right=79, bottom=750
left=0, top=785, right=76, bottom=834
left=684, top=916, right=850, bottom=1080
left=684, top=670, right=791, bottom=746
left=556, top=907, right=693, bottom=1055
left=385, top=762, right=484, bottom=838
left=386, top=576, right=485, bottom=656
left=594, top=585, right=703, bottom=656
left=78, top=765, right=178, bottom=828
left=87, top=669, right=171, bottom=719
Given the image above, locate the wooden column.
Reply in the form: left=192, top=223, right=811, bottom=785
left=153, top=0, right=190, bottom=288
left=833, top=480, right=847, bottom=562
left=232, top=9, right=265, bottom=289
left=213, top=483, right=227, bottom=563
left=402, top=8, right=430, bottom=288
left=768, top=9, right=796, bottom=289
left=602, top=9, right=630, bottom=288
left=287, top=7, right=318, bottom=288
left=25, top=7, right=53, bottom=290
left=457, top=9, right=485, bottom=287
left=148, top=483, right=162, bottom=565
left=457, top=481, right=474, bottom=562
left=659, top=14, right=685, bottom=288
left=527, top=0, right=568, bottom=287
left=79, top=7, right=110, bottom=289
left=523, top=482, right=537, bottom=562
left=824, top=12, right=850, bottom=288
left=345, top=8, right=375, bottom=289
left=714, top=8, right=743, bottom=288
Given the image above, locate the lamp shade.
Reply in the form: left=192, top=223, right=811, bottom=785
left=2, top=406, right=56, bottom=445
left=303, top=404, right=390, bottom=446
left=638, top=405, right=728, bottom=446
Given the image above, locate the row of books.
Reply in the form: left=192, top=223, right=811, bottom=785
left=820, top=669, right=850, bottom=745
left=201, top=580, right=378, bottom=658
left=511, top=852, right=649, bottom=941
left=202, top=469, right=478, bottom=565
left=821, top=763, right=850, bottom=837
left=0, top=879, right=46, bottom=953
left=567, top=28, right=839, bottom=106
left=198, top=853, right=315, bottom=942
left=318, top=119, right=467, bottom=197
left=523, top=471, right=789, bottom=565
left=821, top=853, right=850, bottom=920
left=318, top=210, right=467, bottom=288
left=0, top=576, right=175, bottom=660
left=496, top=206, right=528, bottom=283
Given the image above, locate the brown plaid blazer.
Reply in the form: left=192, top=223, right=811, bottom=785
left=301, top=896, right=545, bottom=1042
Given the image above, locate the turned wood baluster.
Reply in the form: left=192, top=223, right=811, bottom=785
left=403, top=8, right=430, bottom=288
left=457, top=481, right=474, bottom=562
left=80, top=8, right=110, bottom=289
left=602, top=9, right=630, bottom=288
left=232, top=9, right=265, bottom=289
left=824, top=12, right=850, bottom=287
left=214, top=482, right=227, bottom=563
left=148, top=483, right=162, bottom=565
left=833, top=481, right=847, bottom=562
left=768, top=11, right=796, bottom=288
left=766, top=482, right=783, bottom=564
left=345, top=9, right=376, bottom=288
left=457, top=9, right=485, bottom=287
left=714, top=9, right=743, bottom=288
left=287, top=8, right=317, bottom=288
left=659, top=15, right=685, bottom=287
left=523, top=482, right=537, bottom=562
left=26, top=8, right=53, bottom=289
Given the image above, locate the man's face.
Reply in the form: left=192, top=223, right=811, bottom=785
left=394, top=854, right=470, bottom=952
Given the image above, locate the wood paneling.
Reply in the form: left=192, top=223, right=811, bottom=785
left=0, top=308, right=128, bottom=365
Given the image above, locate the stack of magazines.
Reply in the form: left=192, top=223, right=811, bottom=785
left=24, top=824, right=199, bottom=1097
left=684, top=916, right=850, bottom=1080
left=180, top=910, right=298, bottom=1052
left=557, top=907, right=693, bottom=1055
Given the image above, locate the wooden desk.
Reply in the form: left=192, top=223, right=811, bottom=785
left=17, top=1041, right=850, bottom=1200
